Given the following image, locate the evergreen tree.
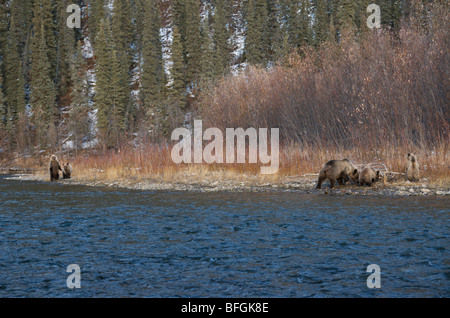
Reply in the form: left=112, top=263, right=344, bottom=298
left=184, top=0, right=202, bottom=86
left=15, top=61, right=29, bottom=152
left=200, top=7, right=215, bottom=82
left=245, top=0, right=269, bottom=65
left=244, top=0, right=256, bottom=63
left=354, top=0, right=371, bottom=32
left=30, top=23, right=57, bottom=148
left=314, top=0, right=330, bottom=45
left=285, top=0, right=301, bottom=48
left=112, top=0, right=134, bottom=67
left=380, top=0, right=402, bottom=30
left=56, top=0, right=76, bottom=102
left=141, top=0, right=164, bottom=125
left=95, top=18, right=126, bottom=149
left=94, top=18, right=110, bottom=146
left=0, top=0, right=8, bottom=61
left=267, top=0, right=283, bottom=61
left=9, top=0, right=33, bottom=57
left=31, top=0, right=57, bottom=82
left=276, top=26, right=292, bottom=65
left=111, top=0, right=134, bottom=130
left=336, top=0, right=357, bottom=34
left=329, top=9, right=337, bottom=41
left=212, top=0, right=231, bottom=76
left=15, top=62, right=26, bottom=120
left=69, top=41, right=91, bottom=152
left=171, top=0, right=186, bottom=44
left=299, top=0, right=313, bottom=46
left=169, top=25, right=186, bottom=108
left=89, top=0, right=105, bottom=43
left=3, top=0, right=31, bottom=138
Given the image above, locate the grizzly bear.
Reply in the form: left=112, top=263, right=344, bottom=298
left=49, top=155, right=62, bottom=181
left=62, top=163, right=73, bottom=179
left=316, top=159, right=359, bottom=189
left=406, top=153, right=420, bottom=182
left=358, top=166, right=380, bottom=186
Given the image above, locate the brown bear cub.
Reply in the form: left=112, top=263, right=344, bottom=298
left=62, top=163, right=73, bottom=179
left=49, top=155, right=62, bottom=181
left=358, top=166, right=380, bottom=186
left=406, top=153, right=420, bottom=182
left=316, top=159, right=359, bottom=189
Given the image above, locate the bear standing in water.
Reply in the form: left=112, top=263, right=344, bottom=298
left=406, top=153, right=420, bottom=182
left=316, top=159, right=359, bottom=189
left=49, top=155, right=62, bottom=181
left=62, top=163, right=73, bottom=179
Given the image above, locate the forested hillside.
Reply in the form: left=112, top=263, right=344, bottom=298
left=0, top=0, right=447, bottom=160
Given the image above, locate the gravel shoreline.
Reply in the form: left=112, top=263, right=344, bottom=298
left=4, top=172, right=450, bottom=196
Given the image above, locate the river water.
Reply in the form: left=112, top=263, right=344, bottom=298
left=0, top=175, right=448, bottom=298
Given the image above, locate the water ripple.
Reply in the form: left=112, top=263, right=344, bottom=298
left=0, top=175, right=449, bottom=297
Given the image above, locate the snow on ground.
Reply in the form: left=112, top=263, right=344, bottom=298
left=62, top=140, right=74, bottom=150
left=81, top=35, right=94, bottom=59
left=161, top=27, right=174, bottom=87
left=230, top=1, right=247, bottom=76
left=81, top=138, right=99, bottom=149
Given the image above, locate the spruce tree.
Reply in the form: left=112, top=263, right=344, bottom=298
left=285, top=0, right=301, bottom=49
left=141, top=0, right=164, bottom=127
left=31, top=0, right=57, bottom=82
left=336, top=0, right=357, bottom=34
left=95, top=18, right=125, bottom=149
left=16, top=62, right=26, bottom=120
left=15, top=61, right=29, bottom=152
left=172, top=0, right=186, bottom=45
left=95, top=18, right=111, bottom=147
left=111, top=0, right=133, bottom=131
left=200, top=7, right=215, bottom=82
left=89, top=0, right=105, bottom=44
left=3, top=3, right=26, bottom=136
left=184, top=0, right=202, bottom=86
left=30, top=23, right=57, bottom=149
left=245, top=0, right=269, bottom=65
left=112, top=0, right=134, bottom=67
left=299, top=0, right=313, bottom=46
left=0, top=0, right=8, bottom=61
left=267, top=0, right=282, bottom=62
left=69, top=41, right=91, bottom=152
left=56, top=0, right=76, bottom=102
left=109, top=44, right=126, bottom=147
left=169, top=24, right=186, bottom=121
left=212, top=0, right=231, bottom=76
left=380, top=0, right=402, bottom=31
left=8, top=0, right=33, bottom=58
left=314, top=0, right=329, bottom=45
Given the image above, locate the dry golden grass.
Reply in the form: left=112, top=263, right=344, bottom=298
left=4, top=143, right=448, bottom=188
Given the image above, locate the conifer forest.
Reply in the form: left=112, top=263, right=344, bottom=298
left=0, top=1, right=447, bottom=172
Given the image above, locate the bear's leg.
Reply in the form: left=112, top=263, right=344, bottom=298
left=316, top=177, right=324, bottom=189
left=329, top=178, right=336, bottom=189
left=316, top=172, right=325, bottom=189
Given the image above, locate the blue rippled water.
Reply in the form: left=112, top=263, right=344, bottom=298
left=0, top=175, right=448, bottom=297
